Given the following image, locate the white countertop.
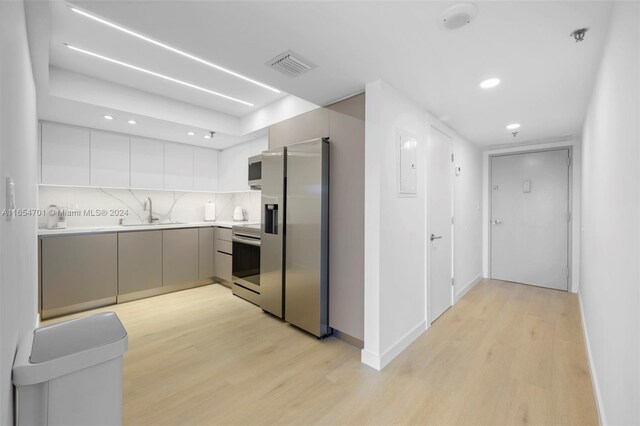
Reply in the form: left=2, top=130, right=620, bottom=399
left=38, top=220, right=259, bottom=236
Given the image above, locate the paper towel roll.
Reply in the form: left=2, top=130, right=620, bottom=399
left=204, top=202, right=216, bottom=221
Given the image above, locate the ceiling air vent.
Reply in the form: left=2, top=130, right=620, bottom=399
left=266, top=50, right=316, bottom=78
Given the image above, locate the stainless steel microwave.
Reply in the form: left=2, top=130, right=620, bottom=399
left=248, top=154, right=262, bottom=189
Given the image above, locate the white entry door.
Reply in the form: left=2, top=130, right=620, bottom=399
left=428, top=127, right=453, bottom=323
left=490, top=149, right=570, bottom=290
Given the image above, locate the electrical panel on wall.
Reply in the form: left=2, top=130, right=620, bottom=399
left=397, top=129, right=418, bottom=196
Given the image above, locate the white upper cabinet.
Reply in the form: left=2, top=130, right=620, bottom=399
left=130, top=137, right=164, bottom=190
left=40, top=122, right=223, bottom=192
left=193, top=147, right=218, bottom=192
left=41, top=123, right=91, bottom=186
left=164, top=143, right=194, bottom=191
left=90, top=131, right=130, bottom=188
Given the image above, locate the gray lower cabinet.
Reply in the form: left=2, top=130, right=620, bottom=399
left=214, top=226, right=233, bottom=284
left=214, top=251, right=232, bottom=282
left=118, top=230, right=163, bottom=295
left=41, top=233, right=118, bottom=318
left=198, top=227, right=214, bottom=279
left=163, top=228, right=199, bottom=286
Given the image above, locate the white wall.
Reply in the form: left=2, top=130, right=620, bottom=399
left=218, top=136, right=268, bottom=192
left=240, top=95, right=319, bottom=135
left=453, top=137, right=483, bottom=300
left=579, top=2, right=640, bottom=424
left=0, top=1, right=39, bottom=423
left=362, top=80, right=427, bottom=370
left=481, top=139, right=582, bottom=293
left=363, top=80, right=483, bottom=370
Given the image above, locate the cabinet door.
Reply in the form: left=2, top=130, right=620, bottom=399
left=164, top=143, right=193, bottom=190
left=131, top=137, right=164, bottom=189
left=198, top=227, right=214, bottom=279
left=214, top=251, right=232, bottom=282
left=41, top=123, right=91, bottom=185
left=91, top=131, right=130, bottom=188
left=162, top=229, right=199, bottom=285
left=214, top=226, right=232, bottom=242
left=118, top=231, right=163, bottom=294
left=41, top=234, right=117, bottom=311
left=193, top=147, right=218, bottom=192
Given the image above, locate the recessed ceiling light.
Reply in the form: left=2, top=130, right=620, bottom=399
left=187, top=131, right=195, bottom=136
left=103, top=115, right=114, bottom=120
left=480, top=78, right=500, bottom=89
left=204, top=135, right=211, bottom=139
left=506, top=123, right=521, bottom=130
left=70, top=7, right=281, bottom=94
left=66, top=44, right=254, bottom=107
left=127, top=120, right=137, bottom=125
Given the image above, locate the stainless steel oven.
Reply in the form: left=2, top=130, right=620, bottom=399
left=232, top=224, right=261, bottom=304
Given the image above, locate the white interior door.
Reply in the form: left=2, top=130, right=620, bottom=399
left=428, top=127, right=453, bottom=323
left=490, top=149, right=570, bottom=290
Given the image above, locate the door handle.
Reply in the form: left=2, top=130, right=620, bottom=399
left=491, top=219, right=503, bottom=225
left=232, top=236, right=261, bottom=247
left=430, top=234, right=442, bottom=241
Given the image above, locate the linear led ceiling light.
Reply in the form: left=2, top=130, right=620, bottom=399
left=65, top=44, right=254, bottom=106
left=69, top=6, right=281, bottom=94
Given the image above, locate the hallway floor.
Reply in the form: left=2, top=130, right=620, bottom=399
left=50, top=279, right=598, bottom=425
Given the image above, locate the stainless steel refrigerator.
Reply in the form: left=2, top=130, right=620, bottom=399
left=260, top=138, right=330, bottom=338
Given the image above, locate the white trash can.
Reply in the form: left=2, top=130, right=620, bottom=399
left=13, top=312, right=128, bottom=426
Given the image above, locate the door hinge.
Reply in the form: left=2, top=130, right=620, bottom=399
left=451, top=216, right=455, bottom=225
left=451, top=153, right=454, bottom=163
left=451, top=278, right=455, bottom=286
left=567, top=156, right=571, bottom=166
left=567, top=211, right=571, bottom=222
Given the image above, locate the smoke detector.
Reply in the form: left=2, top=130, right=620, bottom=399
left=267, top=50, right=317, bottom=78
left=439, top=3, right=479, bottom=30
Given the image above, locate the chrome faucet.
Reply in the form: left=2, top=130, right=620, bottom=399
left=143, top=197, right=159, bottom=224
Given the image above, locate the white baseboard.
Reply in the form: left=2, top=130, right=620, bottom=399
left=454, top=274, right=483, bottom=303
left=578, top=292, right=606, bottom=425
left=360, top=349, right=382, bottom=370
left=361, top=320, right=427, bottom=371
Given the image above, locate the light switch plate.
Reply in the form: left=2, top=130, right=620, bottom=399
left=523, top=180, right=531, bottom=193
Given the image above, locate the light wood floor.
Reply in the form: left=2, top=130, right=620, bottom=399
left=49, top=279, right=598, bottom=425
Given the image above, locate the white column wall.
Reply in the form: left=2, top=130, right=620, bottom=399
left=0, top=1, right=40, bottom=423
left=363, top=80, right=483, bottom=369
left=579, top=2, right=640, bottom=424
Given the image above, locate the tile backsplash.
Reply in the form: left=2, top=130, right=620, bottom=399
left=38, top=186, right=261, bottom=228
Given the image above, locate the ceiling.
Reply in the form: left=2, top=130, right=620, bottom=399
left=39, top=1, right=612, bottom=146
left=49, top=1, right=288, bottom=116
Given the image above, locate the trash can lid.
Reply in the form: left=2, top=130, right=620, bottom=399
left=13, top=312, right=128, bottom=386
left=30, top=312, right=127, bottom=363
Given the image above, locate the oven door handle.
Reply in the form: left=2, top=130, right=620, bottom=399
left=232, top=235, right=261, bottom=247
